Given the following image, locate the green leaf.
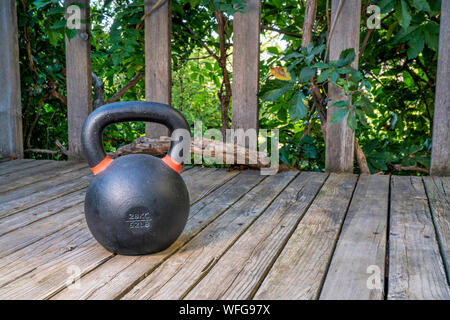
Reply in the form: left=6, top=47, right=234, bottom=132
left=288, top=91, right=308, bottom=121
left=411, top=0, right=431, bottom=12
left=330, top=108, right=348, bottom=124
left=415, top=156, right=431, bottom=169
left=51, top=20, right=67, bottom=30
left=407, top=31, right=425, bottom=58
left=267, top=46, right=279, bottom=54
left=347, top=111, right=357, bottom=130
left=283, top=52, right=302, bottom=60
left=48, top=30, right=59, bottom=47
left=311, top=62, right=329, bottom=69
left=423, top=22, right=440, bottom=50
left=331, top=100, right=349, bottom=108
left=396, top=0, right=412, bottom=29
left=299, top=67, right=316, bottom=82
left=355, top=108, right=368, bottom=127
left=316, top=69, right=331, bottom=83
left=336, top=48, right=356, bottom=67
left=261, top=86, right=292, bottom=102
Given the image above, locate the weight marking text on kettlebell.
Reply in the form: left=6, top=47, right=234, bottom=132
left=81, top=101, right=191, bottom=255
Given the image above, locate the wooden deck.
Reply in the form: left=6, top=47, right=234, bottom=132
left=0, top=159, right=448, bottom=300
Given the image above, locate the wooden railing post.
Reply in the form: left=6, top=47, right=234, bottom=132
left=0, top=0, right=23, bottom=159
left=144, top=0, right=171, bottom=138
left=231, top=0, right=261, bottom=144
left=65, top=0, right=92, bottom=160
left=325, top=0, right=361, bottom=172
left=431, top=0, right=450, bottom=176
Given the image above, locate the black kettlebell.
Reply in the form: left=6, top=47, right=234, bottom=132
left=81, top=101, right=190, bottom=255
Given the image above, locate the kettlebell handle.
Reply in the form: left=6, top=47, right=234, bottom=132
left=81, top=101, right=190, bottom=175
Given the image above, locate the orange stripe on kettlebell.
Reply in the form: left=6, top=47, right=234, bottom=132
left=162, top=155, right=182, bottom=174
left=91, top=156, right=113, bottom=175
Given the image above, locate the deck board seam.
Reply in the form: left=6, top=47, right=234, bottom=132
left=383, top=174, right=392, bottom=300
left=0, top=197, right=86, bottom=237
left=316, top=174, right=360, bottom=300
left=422, top=177, right=450, bottom=286
left=44, top=169, right=245, bottom=300
left=0, top=163, right=88, bottom=195
left=112, top=172, right=269, bottom=300
left=245, top=173, right=331, bottom=300
left=179, top=171, right=301, bottom=300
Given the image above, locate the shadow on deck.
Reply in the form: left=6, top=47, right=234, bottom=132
left=0, top=159, right=448, bottom=300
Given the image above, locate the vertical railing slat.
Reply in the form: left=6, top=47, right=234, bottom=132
left=0, top=0, right=23, bottom=159
left=144, top=0, right=171, bottom=138
left=431, top=0, right=450, bottom=176
left=65, top=0, right=92, bottom=160
left=325, top=0, right=361, bottom=172
left=231, top=0, right=261, bottom=144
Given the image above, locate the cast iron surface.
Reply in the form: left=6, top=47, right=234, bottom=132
left=81, top=101, right=190, bottom=255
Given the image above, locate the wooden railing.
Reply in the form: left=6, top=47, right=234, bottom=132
left=0, top=0, right=448, bottom=175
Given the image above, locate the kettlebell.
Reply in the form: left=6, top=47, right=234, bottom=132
left=81, top=101, right=190, bottom=255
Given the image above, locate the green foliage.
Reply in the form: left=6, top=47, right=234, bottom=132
left=17, top=0, right=440, bottom=175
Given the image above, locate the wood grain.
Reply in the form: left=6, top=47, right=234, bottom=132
left=0, top=168, right=91, bottom=218
left=65, top=0, right=92, bottom=160
left=52, top=171, right=264, bottom=299
left=231, top=0, right=261, bottom=138
left=0, top=0, right=23, bottom=159
left=388, top=176, right=449, bottom=299
left=144, top=0, right=171, bottom=138
left=0, top=161, right=84, bottom=193
left=0, top=164, right=89, bottom=206
left=0, top=168, right=242, bottom=299
left=122, top=171, right=297, bottom=299
left=185, top=172, right=327, bottom=299
left=423, top=176, right=450, bottom=282
left=325, top=0, right=361, bottom=172
left=430, top=0, right=450, bottom=176
left=0, top=160, right=40, bottom=176
left=253, top=173, right=358, bottom=299
left=319, top=175, right=389, bottom=300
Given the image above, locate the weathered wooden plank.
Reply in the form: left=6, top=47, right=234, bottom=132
left=0, top=219, right=95, bottom=289
left=0, top=160, right=53, bottom=177
left=388, top=176, right=450, bottom=299
left=122, top=171, right=297, bottom=300
left=0, top=169, right=91, bottom=218
left=325, top=0, right=361, bottom=172
left=301, top=0, right=317, bottom=47
left=0, top=162, right=87, bottom=195
left=253, top=173, right=358, bottom=299
left=0, top=167, right=225, bottom=258
left=65, top=0, right=92, bottom=160
left=144, top=0, right=171, bottom=138
left=0, top=165, right=89, bottom=210
left=0, top=159, right=35, bottom=175
left=185, top=172, right=327, bottom=299
left=319, top=175, right=389, bottom=300
left=52, top=171, right=264, bottom=299
left=430, top=0, right=450, bottom=176
left=0, top=0, right=23, bottom=159
left=0, top=203, right=85, bottom=259
left=185, top=168, right=239, bottom=204
left=423, top=176, right=450, bottom=281
left=231, top=0, right=261, bottom=137
left=0, top=169, right=243, bottom=299
left=0, top=188, right=86, bottom=236
left=0, top=161, right=81, bottom=193
left=0, top=220, right=111, bottom=300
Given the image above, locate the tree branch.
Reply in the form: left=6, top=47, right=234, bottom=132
left=104, top=73, right=143, bottom=105
left=260, top=25, right=302, bottom=38
left=181, top=22, right=220, bottom=62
